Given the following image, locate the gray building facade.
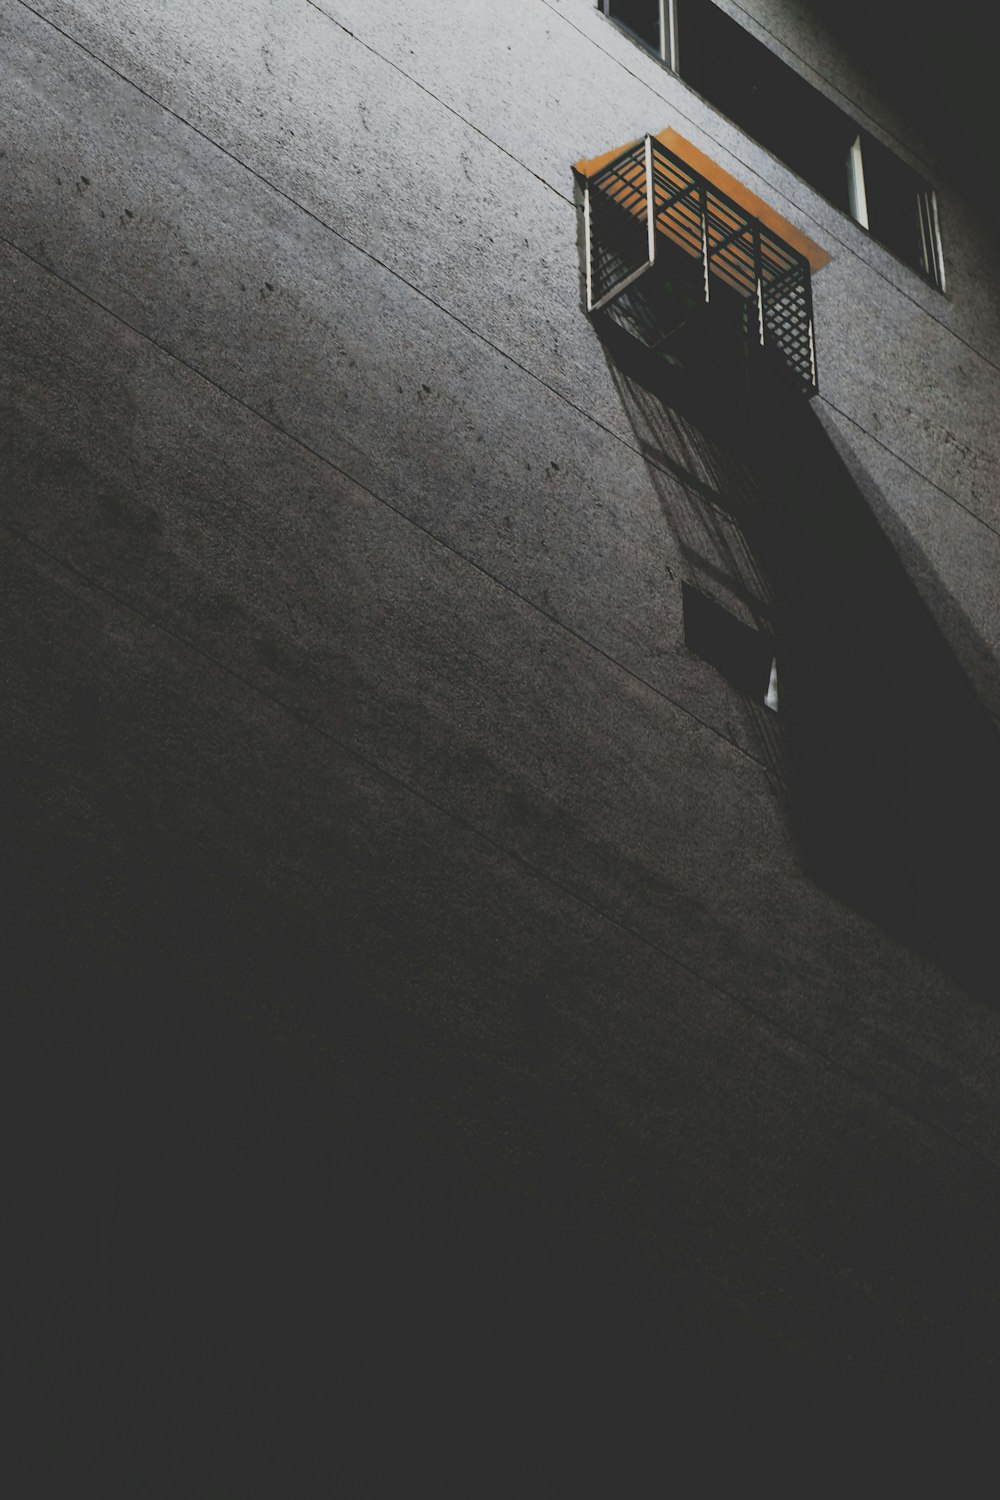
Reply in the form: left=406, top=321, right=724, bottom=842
left=6, top=0, right=1000, bottom=1491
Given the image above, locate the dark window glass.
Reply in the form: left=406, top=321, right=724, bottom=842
left=598, top=0, right=943, bottom=286
left=861, top=133, right=929, bottom=275
left=675, top=0, right=939, bottom=282
left=607, top=0, right=661, bottom=55
left=678, top=0, right=854, bottom=213
left=682, top=585, right=774, bottom=701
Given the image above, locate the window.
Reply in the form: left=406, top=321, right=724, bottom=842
left=605, top=0, right=677, bottom=66
left=600, top=0, right=944, bottom=288
left=682, top=585, right=777, bottom=706
left=605, top=0, right=664, bottom=56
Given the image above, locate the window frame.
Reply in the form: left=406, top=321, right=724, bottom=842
left=599, top=0, right=945, bottom=291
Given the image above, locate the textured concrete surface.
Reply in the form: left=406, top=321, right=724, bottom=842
left=6, top=0, right=1000, bottom=1492
left=19, top=0, right=1000, bottom=663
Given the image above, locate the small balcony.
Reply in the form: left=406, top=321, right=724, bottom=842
left=579, top=133, right=819, bottom=402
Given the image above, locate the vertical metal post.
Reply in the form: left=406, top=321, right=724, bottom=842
left=645, top=136, right=656, bottom=266
left=583, top=181, right=594, bottom=311
left=700, top=184, right=710, bottom=303
left=752, top=224, right=765, bottom=347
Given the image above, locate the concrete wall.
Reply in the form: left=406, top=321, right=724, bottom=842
left=6, top=1, right=1000, bottom=1491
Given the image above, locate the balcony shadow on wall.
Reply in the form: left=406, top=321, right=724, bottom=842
left=597, top=316, right=1000, bottom=1002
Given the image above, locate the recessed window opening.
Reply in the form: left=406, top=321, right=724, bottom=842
left=604, top=0, right=678, bottom=68
left=682, top=584, right=776, bottom=708
left=599, top=0, right=944, bottom=288
left=605, top=0, right=662, bottom=55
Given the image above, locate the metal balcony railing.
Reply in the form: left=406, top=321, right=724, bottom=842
left=583, top=135, right=818, bottom=399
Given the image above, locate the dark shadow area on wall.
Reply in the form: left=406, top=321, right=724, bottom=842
left=596, top=314, right=1000, bottom=1003
left=8, top=661, right=955, bottom=1497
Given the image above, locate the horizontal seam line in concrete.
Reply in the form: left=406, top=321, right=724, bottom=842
left=0, top=226, right=769, bottom=772
left=15, top=0, right=998, bottom=546
left=302, top=0, right=574, bottom=205
left=537, top=0, right=1000, bottom=371
left=5, top=507, right=999, bottom=1183
left=816, top=395, right=1000, bottom=539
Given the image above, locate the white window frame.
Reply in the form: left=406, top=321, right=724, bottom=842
left=847, top=134, right=870, bottom=230
left=584, top=135, right=658, bottom=312
left=601, top=1, right=679, bottom=71
left=917, top=187, right=946, bottom=292
left=847, top=133, right=946, bottom=291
